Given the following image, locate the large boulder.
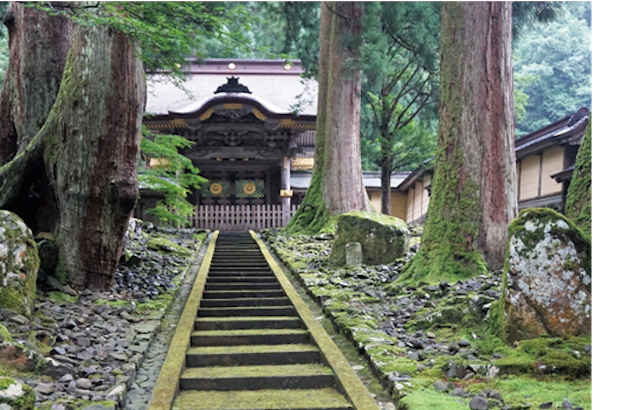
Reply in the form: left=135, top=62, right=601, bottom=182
left=329, top=211, right=409, bottom=266
left=496, top=208, right=591, bottom=342
left=0, top=211, right=40, bottom=317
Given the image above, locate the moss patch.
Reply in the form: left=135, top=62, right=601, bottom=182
left=565, top=114, right=591, bottom=237
left=0, top=324, right=12, bottom=343
left=0, top=377, right=35, bottom=410
left=148, top=237, right=194, bottom=258
left=48, top=291, right=78, bottom=304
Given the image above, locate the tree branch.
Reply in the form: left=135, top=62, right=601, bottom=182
left=324, top=4, right=351, bottom=22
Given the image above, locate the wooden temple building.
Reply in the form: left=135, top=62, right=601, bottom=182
left=138, top=59, right=318, bottom=228
left=137, top=58, right=589, bottom=230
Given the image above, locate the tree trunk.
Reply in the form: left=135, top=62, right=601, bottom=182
left=380, top=146, right=392, bottom=216
left=284, top=0, right=331, bottom=234
left=398, top=2, right=517, bottom=284
left=0, top=2, right=71, bottom=231
left=0, top=2, right=71, bottom=164
left=0, top=4, right=145, bottom=289
left=321, top=1, right=369, bottom=215
left=285, top=1, right=370, bottom=234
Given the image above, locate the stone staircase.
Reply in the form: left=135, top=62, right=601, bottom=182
left=170, top=232, right=356, bottom=410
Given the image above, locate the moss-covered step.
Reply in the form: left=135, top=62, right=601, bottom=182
left=198, top=306, right=297, bottom=317
left=210, top=259, right=270, bottom=264
left=191, top=328, right=310, bottom=346
left=204, top=282, right=283, bottom=291
left=203, top=290, right=286, bottom=299
left=208, top=271, right=275, bottom=277
left=195, top=316, right=303, bottom=331
left=172, top=388, right=353, bottom=410
left=180, top=364, right=335, bottom=391
left=209, top=266, right=272, bottom=272
left=212, top=255, right=267, bottom=260
left=200, top=297, right=291, bottom=308
left=212, top=250, right=265, bottom=255
left=206, top=276, right=279, bottom=283
left=186, top=344, right=321, bottom=367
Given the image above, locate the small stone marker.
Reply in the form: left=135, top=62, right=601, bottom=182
left=345, top=242, right=362, bottom=266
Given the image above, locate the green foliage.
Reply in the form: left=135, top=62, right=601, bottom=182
left=360, top=2, right=439, bottom=173
left=27, top=1, right=250, bottom=82
left=514, top=2, right=591, bottom=136
left=138, top=127, right=207, bottom=227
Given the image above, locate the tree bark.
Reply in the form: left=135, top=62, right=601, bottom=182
left=380, top=143, right=392, bottom=215
left=399, top=2, right=517, bottom=284
left=0, top=2, right=70, bottom=163
left=0, top=2, right=71, bottom=231
left=0, top=3, right=145, bottom=289
left=321, top=1, right=369, bottom=215
left=284, top=0, right=331, bottom=234
left=50, top=22, right=145, bottom=289
left=285, top=1, right=370, bottom=234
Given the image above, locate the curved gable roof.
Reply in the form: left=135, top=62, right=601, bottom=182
left=145, top=59, right=318, bottom=117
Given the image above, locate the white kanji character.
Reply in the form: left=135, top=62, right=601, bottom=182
left=616, top=58, right=640, bottom=87
left=614, top=0, right=640, bottom=29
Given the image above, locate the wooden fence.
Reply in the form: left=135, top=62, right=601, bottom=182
left=189, top=204, right=299, bottom=230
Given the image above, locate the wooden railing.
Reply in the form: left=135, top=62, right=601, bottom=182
left=189, top=204, right=299, bottom=230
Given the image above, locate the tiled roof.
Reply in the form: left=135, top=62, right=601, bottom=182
left=515, top=107, right=590, bottom=159
left=146, top=59, right=318, bottom=116
left=290, top=171, right=411, bottom=190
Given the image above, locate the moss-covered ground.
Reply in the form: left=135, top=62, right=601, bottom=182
left=0, top=220, right=208, bottom=409
left=263, top=228, right=591, bottom=410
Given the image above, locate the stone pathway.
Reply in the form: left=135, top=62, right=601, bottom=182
left=0, top=223, right=206, bottom=410
left=123, top=235, right=210, bottom=410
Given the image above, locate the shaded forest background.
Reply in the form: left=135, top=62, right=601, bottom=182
left=0, top=1, right=591, bottom=169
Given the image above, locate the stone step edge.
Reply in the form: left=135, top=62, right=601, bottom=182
left=181, top=363, right=333, bottom=379
left=172, top=388, right=353, bottom=410
left=250, top=231, right=379, bottom=410
left=147, top=231, right=220, bottom=410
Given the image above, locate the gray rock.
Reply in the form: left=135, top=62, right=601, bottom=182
left=432, top=380, right=448, bottom=392
left=76, top=378, right=92, bottom=390
left=34, top=383, right=55, bottom=395
left=469, top=395, right=489, bottom=410
left=445, top=363, right=467, bottom=379
left=40, top=357, right=77, bottom=379
left=329, top=211, right=409, bottom=266
left=539, top=402, right=553, bottom=409
left=345, top=242, right=363, bottom=266
left=500, top=209, right=591, bottom=341
left=76, top=337, right=91, bottom=347
left=452, top=387, right=468, bottom=397
left=0, top=211, right=40, bottom=317
left=79, top=405, right=116, bottom=410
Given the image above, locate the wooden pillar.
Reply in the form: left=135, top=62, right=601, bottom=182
left=281, top=156, right=291, bottom=208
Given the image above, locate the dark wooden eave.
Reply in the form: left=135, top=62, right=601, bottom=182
left=144, top=94, right=316, bottom=132
left=551, top=165, right=576, bottom=183
left=515, top=107, right=590, bottom=160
